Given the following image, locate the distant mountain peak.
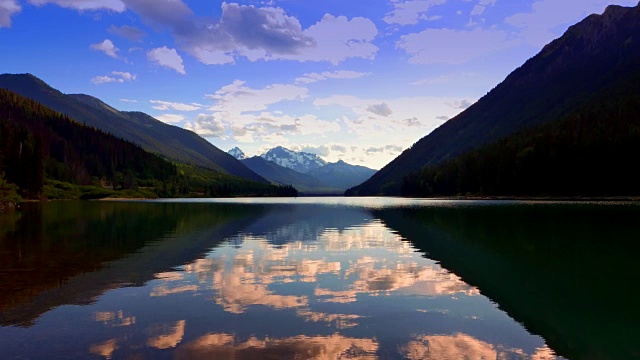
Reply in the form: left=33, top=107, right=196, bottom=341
left=228, top=147, right=246, bottom=160
left=260, top=146, right=327, bottom=173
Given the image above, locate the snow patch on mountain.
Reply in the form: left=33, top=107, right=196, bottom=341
left=228, top=147, right=246, bottom=160
left=261, top=146, right=327, bottom=173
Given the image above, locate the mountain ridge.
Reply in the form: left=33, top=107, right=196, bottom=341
left=0, top=73, right=267, bottom=183
left=260, top=146, right=327, bottom=173
left=347, top=2, right=640, bottom=196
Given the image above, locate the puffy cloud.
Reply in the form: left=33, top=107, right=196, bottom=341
left=91, top=71, right=136, bottom=84
left=0, top=0, right=20, bottom=28
left=154, top=114, right=184, bottom=123
left=108, top=25, right=146, bottom=42
left=505, top=0, right=638, bottom=47
left=147, top=46, right=185, bottom=74
left=207, top=80, right=307, bottom=114
left=28, top=0, right=125, bottom=11
left=283, top=14, right=378, bottom=64
left=384, top=0, right=447, bottom=25
left=366, top=103, right=392, bottom=117
left=177, top=333, right=378, bottom=359
left=397, top=28, right=509, bottom=64
left=184, top=114, right=225, bottom=137
left=295, top=70, right=369, bottom=84
left=123, top=2, right=377, bottom=65
left=150, top=100, right=203, bottom=111
left=90, top=39, right=120, bottom=59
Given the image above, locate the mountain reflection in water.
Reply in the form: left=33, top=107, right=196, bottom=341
left=1, top=198, right=636, bottom=359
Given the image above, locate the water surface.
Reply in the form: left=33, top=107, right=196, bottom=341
left=1, top=198, right=638, bottom=359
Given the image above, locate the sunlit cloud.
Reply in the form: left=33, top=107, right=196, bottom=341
left=176, top=333, right=379, bottom=359
left=91, top=71, right=136, bottom=84
left=90, top=39, right=120, bottom=59
left=89, top=339, right=118, bottom=359
left=147, top=320, right=186, bottom=350
left=150, top=100, right=203, bottom=111
left=147, top=46, right=185, bottom=74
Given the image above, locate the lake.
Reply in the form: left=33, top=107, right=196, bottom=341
left=1, top=198, right=638, bottom=359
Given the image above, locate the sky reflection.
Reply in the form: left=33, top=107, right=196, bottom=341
left=0, top=201, right=562, bottom=359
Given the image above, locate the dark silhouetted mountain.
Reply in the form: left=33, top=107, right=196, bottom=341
left=261, top=146, right=327, bottom=173
left=347, top=2, right=640, bottom=196
left=0, top=73, right=266, bottom=183
left=0, top=89, right=294, bottom=199
left=307, top=160, right=376, bottom=190
left=228, top=147, right=246, bottom=160
left=241, top=156, right=340, bottom=194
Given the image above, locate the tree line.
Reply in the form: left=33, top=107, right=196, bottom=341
left=0, top=89, right=296, bottom=201
left=401, top=77, right=640, bottom=198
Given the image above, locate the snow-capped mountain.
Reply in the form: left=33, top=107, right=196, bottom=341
left=261, top=146, right=327, bottom=173
left=227, top=147, right=246, bottom=160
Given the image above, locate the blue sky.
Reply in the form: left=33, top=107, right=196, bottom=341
left=1, top=0, right=636, bottom=169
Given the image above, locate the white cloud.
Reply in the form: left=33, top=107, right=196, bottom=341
left=121, top=1, right=378, bottom=65
left=0, top=0, right=20, bottom=28
left=397, top=27, right=509, bottom=64
left=295, top=70, right=369, bottom=84
left=384, top=0, right=447, bottom=25
left=150, top=100, right=203, bottom=111
left=91, top=71, right=136, bottom=84
left=90, top=39, right=120, bottom=59
left=184, top=114, right=225, bottom=137
left=313, top=94, right=471, bottom=138
left=506, top=0, right=638, bottom=47
left=28, top=0, right=125, bottom=12
left=119, top=98, right=138, bottom=103
left=155, top=114, right=184, bottom=123
left=282, top=14, right=378, bottom=64
left=207, top=80, right=307, bottom=114
left=184, top=111, right=340, bottom=141
left=91, top=76, right=116, bottom=84
left=147, top=46, right=186, bottom=74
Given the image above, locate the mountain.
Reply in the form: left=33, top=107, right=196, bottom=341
left=307, top=160, right=376, bottom=190
left=0, top=73, right=266, bottom=183
left=347, top=3, right=640, bottom=196
left=241, top=156, right=340, bottom=194
left=261, top=146, right=327, bottom=173
left=0, top=89, right=295, bottom=200
left=228, top=147, right=246, bottom=160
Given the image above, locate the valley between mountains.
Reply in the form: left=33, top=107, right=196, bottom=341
left=3, top=3, right=640, bottom=202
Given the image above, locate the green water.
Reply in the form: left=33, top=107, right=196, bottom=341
left=0, top=198, right=638, bottom=359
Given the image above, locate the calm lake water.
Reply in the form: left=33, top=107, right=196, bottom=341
left=1, top=198, right=638, bottom=359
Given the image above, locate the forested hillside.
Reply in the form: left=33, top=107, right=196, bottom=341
left=401, top=74, right=640, bottom=197
left=347, top=3, right=640, bottom=196
left=0, top=89, right=296, bottom=201
left=0, top=74, right=266, bottom=183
